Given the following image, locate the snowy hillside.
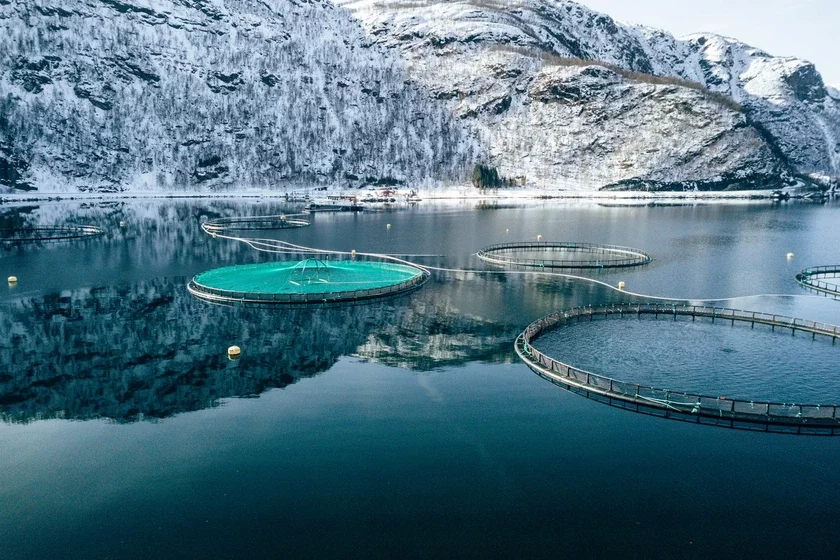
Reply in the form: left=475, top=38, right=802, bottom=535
left=342, top=0, right=839, bottom=190
left=0, top=0, right=477, bottom=192
left=1, top=0, right=837, bottom=193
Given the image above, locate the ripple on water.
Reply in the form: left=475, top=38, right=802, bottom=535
left=533, top=314, right=840, bottom=404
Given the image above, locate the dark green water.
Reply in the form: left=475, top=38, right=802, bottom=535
left=1, top=198, right=840, bottom=558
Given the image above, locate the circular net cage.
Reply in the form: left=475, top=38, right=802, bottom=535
left=202, top=214, right=310, bottom=234
left=188, top=256, right=429, bottom=306
left=797, top=266, right=840, bottom=298
left=0, top=226, right=104, bottom=244
left=516, top=303, right=840, bottom=435
left=477, top=241, right=651, bottom=269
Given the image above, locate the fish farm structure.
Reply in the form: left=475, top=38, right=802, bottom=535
left=477, top=241, right=651, bottom=269
left=516, top=304, right=840, bottom=435
left=797, top=265, right=840, bottom=298
left=201, top=214, right=310, bottom=234
left=188, top=256, right=429, bottom=306
left=0, top=225, right=104, bottom=243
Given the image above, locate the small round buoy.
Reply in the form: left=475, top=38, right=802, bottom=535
left=506, top=228, right=509, bottom=233
left=280, top=215, right=286, bottom=222
left=211, top=232, right=217, bottom=238
left=351, top=249, right=356, bottom=257
left=618, top=281, right=625, bottom=290
left=227, top=345, right=241, bottom=359
left=537, top=235, right=543, bottom=241
left=8, top=276, right=17, bottom=285
left=119, top=221, right=125, bottom=227
left=386, top=223, right=391, bottom=229
left=787, top=253, right=795, bottom=259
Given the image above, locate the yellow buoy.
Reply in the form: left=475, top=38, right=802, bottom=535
left=537, top=235, right=543, bottom=241
left=787, top=253, right=795, bottom=259
left=212, top=232, right=217, bottom=238
left=351, top=249, right=356, bottom=257
left=618, top=281, right=626, bottom=290
left=280, top=215, right=286, bottom=222
left=227, top=345, right=241, bottom=359
left=119, top=221, right=125, bottom=227
left=8, top=276, right=17, bottom=284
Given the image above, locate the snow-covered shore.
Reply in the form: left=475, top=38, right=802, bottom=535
left=0, top=184, right=823, bottom=206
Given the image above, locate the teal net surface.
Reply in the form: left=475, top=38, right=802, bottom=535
left=192, top=259, right=424, bottom=296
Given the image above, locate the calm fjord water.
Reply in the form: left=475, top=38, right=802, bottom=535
left=1, top=198, right=840, bottom=558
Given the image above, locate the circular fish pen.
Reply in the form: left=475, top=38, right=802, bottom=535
left=516, top=304, right=840, bottom=435
left=477, top=242, right=651, bottom=269
left=202, top=214, right=310, bottom=234
left=0, top=225, right=104, bottom=243
left=188, top=257, right=429, bottom=306
left=796, top=265, right=840, bottom=298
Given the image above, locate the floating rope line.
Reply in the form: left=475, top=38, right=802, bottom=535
left=200, top=214, right=828, bottom=305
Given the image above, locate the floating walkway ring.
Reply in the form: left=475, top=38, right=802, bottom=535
left=0, top=225, right=105, bottom=243
left=188, top=256, right=430, bottom=307
left=516, top=303, right=840, bottom=435
left=477, top=241, right=651, bottom=269
left=796, top=265, right=840, bottom=298
left=202, top=214, right=310, bottom=234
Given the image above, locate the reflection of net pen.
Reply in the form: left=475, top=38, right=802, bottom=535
left=0, top=226, right=104, bottom=243
left=477, top=241, right=651, bottom=269
left=796, top=266, right=840, bottom=298
left=516, top=303, right=840, bottom=435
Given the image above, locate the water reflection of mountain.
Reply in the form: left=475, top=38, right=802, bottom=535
left=0, top=199, right=286, bottom=261
left=0, top=276, right=526, bottom=423
left=0, top=199, right=628, bottom=423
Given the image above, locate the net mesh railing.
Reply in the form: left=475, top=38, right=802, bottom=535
left=202, top=214, right=310, bottom=233
left=516, top=303, right=840, bottom=434
left=797, top=265, right=840, bottom=297
left=477, top=242, right=651, bottom=269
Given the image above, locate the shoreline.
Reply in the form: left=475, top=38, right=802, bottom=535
left=2, top=185, right=832, bottom=206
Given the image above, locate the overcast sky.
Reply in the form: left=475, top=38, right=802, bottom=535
left=582, top=0, right=839, bottom=85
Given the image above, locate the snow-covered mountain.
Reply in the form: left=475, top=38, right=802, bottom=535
left=0, top=0, right=477, bottom=192
left=1, top=0, right=837, bottom=193
left=342, top=0, right=840, bottom=190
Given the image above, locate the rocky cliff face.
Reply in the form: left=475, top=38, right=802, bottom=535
left=0, top=0, right=477, bottom=192
left=632, top=30, right=840, bottom=181
left=1, top=0, right=837, bottom=193
left=342, top=0, right=839, bottom=190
